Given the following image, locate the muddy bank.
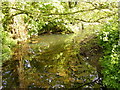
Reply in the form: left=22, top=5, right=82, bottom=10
left=79, top=35, right=103, bottom=77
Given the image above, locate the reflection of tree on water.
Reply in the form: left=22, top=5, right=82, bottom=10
left=2, top=35, right=103, bottom=88
left=2, top=41, right=29, bottom=88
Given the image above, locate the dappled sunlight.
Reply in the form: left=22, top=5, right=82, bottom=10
left=2, top=33, right=103, bottom=88
left=1, top=1, right=119, bottom=89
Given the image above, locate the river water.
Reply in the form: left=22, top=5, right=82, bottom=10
left=2, top=33, right=103, bottom=88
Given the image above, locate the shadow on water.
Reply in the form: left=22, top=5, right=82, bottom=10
left=2, top=34, right=103, bottom=88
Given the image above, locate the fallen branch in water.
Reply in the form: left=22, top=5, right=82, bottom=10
left=76, top=78, right=100, bottom=88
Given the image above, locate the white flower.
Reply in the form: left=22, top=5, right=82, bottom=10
left=103, top=37, right=108, bottom=41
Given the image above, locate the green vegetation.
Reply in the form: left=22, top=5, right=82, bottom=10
left=0, top=29, right=16, bottom=62
left=98, top=16, right=120, bottom=88
left=1, top=1, right=119, bottom=89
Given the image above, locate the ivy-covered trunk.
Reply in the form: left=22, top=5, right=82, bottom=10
left=12, top=15, right=28, bottom=41
left=2, top=1, right=28, bottom=88
left=2, top=2, right=28, bottom=41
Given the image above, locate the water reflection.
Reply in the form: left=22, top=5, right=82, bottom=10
left=2, top=34, right=102, bottom=88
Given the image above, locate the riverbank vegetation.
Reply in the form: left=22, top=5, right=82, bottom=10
left=98, top=16, right=120, bottom=88
left=1, top=1, right=119, bottom=88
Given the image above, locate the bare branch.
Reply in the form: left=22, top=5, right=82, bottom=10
left=76, top=78, right=100, bottom=88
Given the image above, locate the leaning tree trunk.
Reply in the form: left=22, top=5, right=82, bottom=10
left=2, top=1, right=28, bottom=41
left=11, top=14, right=28, bottom=41
left=2, top=1, right=28, bottom=88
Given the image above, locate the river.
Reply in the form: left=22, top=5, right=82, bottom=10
left=2, top=33, right=103, bottom=88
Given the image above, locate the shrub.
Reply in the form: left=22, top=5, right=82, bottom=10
left=0, top=30, right=17, bottom=63
left=98, top=16, right=120, bottom=88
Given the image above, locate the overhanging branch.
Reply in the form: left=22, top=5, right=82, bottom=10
left=10, top=6, right=117, bottom=23
left=45, top=8, right=96, bottom=16
left=95, top=12, right=117, bottom=22
left=74, top=12, right=117, bottom=23
left=11, top=6, right=109, bottom=17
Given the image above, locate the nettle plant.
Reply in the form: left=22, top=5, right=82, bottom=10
left=98, top=17, right=120, bottom=88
